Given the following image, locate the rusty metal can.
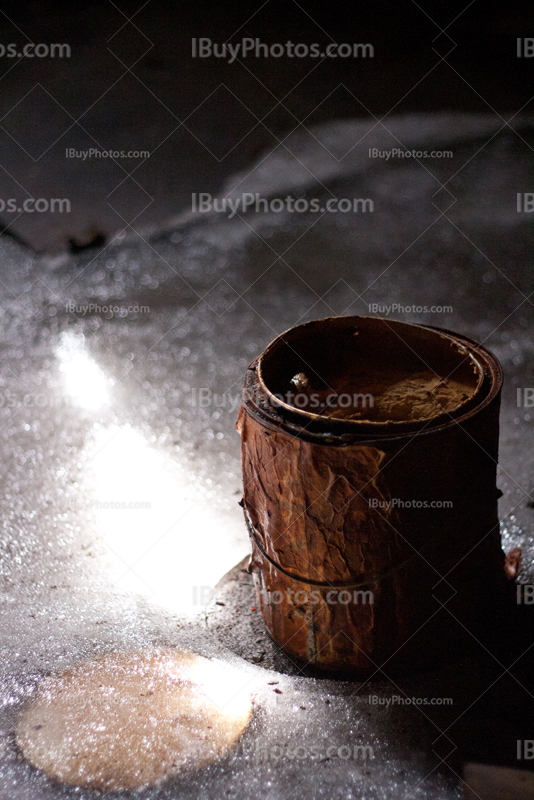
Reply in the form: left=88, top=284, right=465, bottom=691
left=237, top=316, right=507, bottom=676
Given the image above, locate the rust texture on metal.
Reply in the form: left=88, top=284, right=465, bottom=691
left=237, top=316, right=507, bottom=676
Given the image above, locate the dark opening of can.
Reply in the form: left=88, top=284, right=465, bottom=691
left=258, top=316, right=484, bottom=426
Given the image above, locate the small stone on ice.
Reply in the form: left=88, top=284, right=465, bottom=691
left=290, top=372, right=309, bottom=390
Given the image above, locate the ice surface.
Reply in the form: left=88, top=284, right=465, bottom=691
left=0, top=114, right=532, bottom=799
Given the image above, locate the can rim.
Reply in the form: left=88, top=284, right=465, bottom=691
left=257, top=315, right=487, bottom=433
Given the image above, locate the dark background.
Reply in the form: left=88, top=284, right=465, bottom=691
left=0, top=0, right=531, bottom=251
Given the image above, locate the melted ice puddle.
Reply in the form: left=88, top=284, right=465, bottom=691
left=17, top=648, right=252, bottom=790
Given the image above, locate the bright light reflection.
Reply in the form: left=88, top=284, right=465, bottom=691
left=89, top=425, right=245, bottom=614
left=56, top=332, right=110, bottom=411
left=186, top=657, right=252, bottom=719
left=160, top=649, right=252, bottom=720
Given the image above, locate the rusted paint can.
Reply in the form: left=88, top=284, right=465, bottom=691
left=237, top=316, right=507, bottom=676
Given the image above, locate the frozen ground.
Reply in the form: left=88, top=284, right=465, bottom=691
left=0, top=114, right=533, bottom=799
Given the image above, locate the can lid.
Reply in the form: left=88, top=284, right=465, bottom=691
left=257, top=316, right=486, bottom=434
